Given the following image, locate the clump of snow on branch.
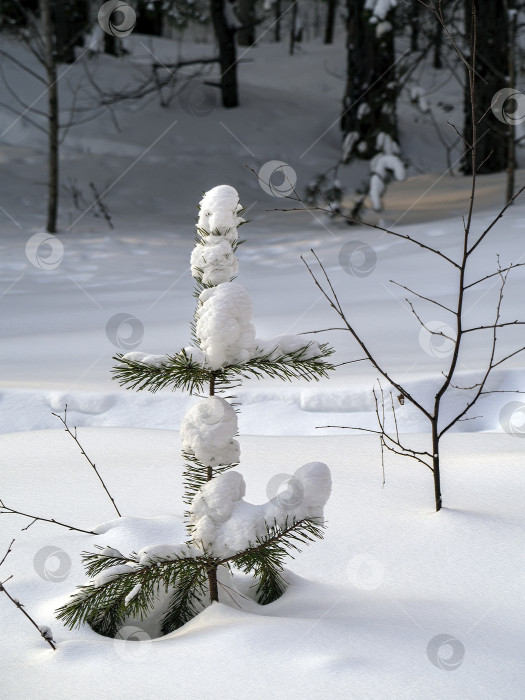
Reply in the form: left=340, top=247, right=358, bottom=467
left=410, top=86, right=429, bottom=114
left=195, top=282, right=256, bottom=369
left=191, top=239, right=238, bottom=286
left=181, top=396, right=240, bottom=466
left=369, top=154, right=405, bottom=211
left=342, top=131, right=359, bottom=163
left=137, top=542, right=200, bottom=566
left=369, top=132, right=405, bottom=212
left=189, top=462, right=332, bottom=558
left=94, top=564, right=136, bottom=588
left=365, top=0, right=396, bottom=22
left=253, top=334, right=324, bottom=361
left=121, top=351, right=167, bottom=367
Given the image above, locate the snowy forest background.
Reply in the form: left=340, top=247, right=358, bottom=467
left=1, top=1, right=525, bottom=698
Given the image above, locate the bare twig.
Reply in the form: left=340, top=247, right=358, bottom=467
left=0, top=584, right=57, bottom=650
left=0, top=499, right=98, bottom=535
left=0, top=539, right=56, bottom=650
left=52, top=406, right=121, bottom=517
left=0, top=539, right=15, bottom=569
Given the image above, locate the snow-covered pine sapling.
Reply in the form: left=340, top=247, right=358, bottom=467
left=56, top=185, right=335, bottom=638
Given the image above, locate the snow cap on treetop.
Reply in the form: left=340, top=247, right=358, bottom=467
left=197, top=185, right=244, bottom=239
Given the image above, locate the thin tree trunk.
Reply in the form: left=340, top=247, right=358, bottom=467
left=41, top=0, right=58, bottom=233
left=431, top=419, right=442, bottom=512
left=210, top=0, right=239, bottom=107
left=506, top=1, right=516, bottom=204
left=207, top=566, right=219, bottom=602
left=206, top=373, right=216, bottom=481
left=461, top=0, right=508, bottom=174
left=324, top=0, right=338, bottom=44
left=206, top=369, right=219, bottom=601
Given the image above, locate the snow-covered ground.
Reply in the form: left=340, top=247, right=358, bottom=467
left=1, top=29, right=525, bottom=699
left=2, top=429, right=524, bottom=699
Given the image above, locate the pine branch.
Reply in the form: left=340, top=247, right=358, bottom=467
left=161, top=566, right=208, bottom=634
left=56, top=548, right=208, bottom=634
left=231, top=518, right=326, bottom=605
left=112, top=343, right=335, bottom=396
left=228, top=344, right=335, bottom=384
left=112, top=349, right=211, bottom=394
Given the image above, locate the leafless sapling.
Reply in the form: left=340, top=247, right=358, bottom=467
left=265, top=1, right=525, bottom=511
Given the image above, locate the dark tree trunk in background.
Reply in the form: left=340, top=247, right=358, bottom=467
left=237, top=0, right=255, bottom=46
left=324, top=0, right=338, bottom=44
left=0, top=0, right=39, bottom=27
left=211, top=0, right=239, bottom=107
left=274, top=0, right=281, bottom=41
left=41, top=0, right=58, bottom=233
left=461, top=0, right=508, bottom=174
left=51, top=0, right=89, bottom=63
left=104, top=33, right=117, bottom=56
left=410, top=0, right=419, bottom=51
left=433, top=19, right=443, bottom=68
left=289, top=1, right=298, bottom=55
left=341, top=0, right=398, bottom=158
left=135, top=0, right=163, bottom=36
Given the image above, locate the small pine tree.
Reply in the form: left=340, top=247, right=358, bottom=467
left=56, top=185, right=335, bottom=638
